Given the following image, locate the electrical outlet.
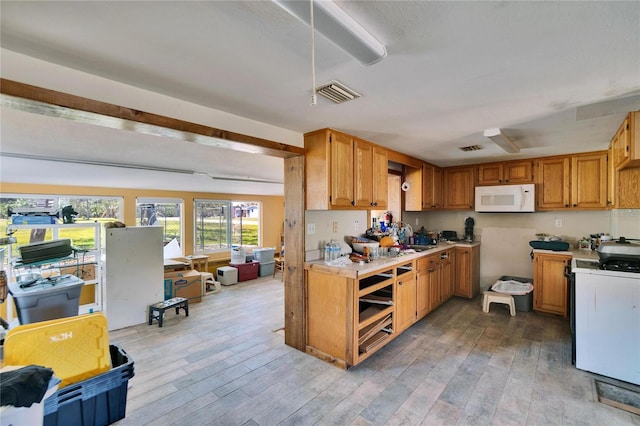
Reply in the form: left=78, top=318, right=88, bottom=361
left=307, top=223, right=315, bottom=234
left=354, top=220, right=359, bottom=232
left=555, top=219, right=563, bottom=228
left=415, top=218, right=419, bottom=225
left=333, top=221, right=338, bottom=233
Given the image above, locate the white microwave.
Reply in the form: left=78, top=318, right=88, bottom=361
left=475, top=184, right=535, bottom=212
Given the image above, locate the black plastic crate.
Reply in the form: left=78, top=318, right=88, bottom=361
left=43, top=344, right=134, bottom=426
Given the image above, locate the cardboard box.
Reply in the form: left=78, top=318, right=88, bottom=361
left=164, top=270, right=201, bottom=303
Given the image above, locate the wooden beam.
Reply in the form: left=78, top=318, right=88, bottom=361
left=283, top=155, right=306, bottom=350
left=0, top=78, right=304, bottom=159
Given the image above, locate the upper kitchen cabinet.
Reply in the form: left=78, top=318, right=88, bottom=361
left=477, top=160, right=533, bottom=185
left=611, top=111, right=640, bottom=170
left=536, top=152, right=607, bottom=210
left=305, top=129, right=387, bottom=210
left=422, top=163, right=443, bottom=210
left=571, top=152, right=608, bottom=209
left=403, top=166, right=422, bottom=211
left=443, top=166, right=475, bottom=210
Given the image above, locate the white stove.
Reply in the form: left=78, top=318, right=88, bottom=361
left=571, top=252, right=640, bottom=385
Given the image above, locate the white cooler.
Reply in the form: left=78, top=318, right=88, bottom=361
left=216, top=266, right=238, bottom=286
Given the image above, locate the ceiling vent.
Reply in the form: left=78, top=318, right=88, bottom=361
left=459, top=145, right=484, bottom=152
left=315, top=80, right=361, bottom=104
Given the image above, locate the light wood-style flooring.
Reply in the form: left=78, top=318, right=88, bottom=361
left=111, top=275, right=640, bottom=426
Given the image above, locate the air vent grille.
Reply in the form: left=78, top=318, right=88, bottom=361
left=316, top=80, right=361, bottom=104
left=459, top=145, right=484, bottom=152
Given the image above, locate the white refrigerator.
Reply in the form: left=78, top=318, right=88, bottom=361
left=104, top=226, right=164, bottom=330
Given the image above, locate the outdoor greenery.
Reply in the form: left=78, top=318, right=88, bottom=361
left=1, top=197, right=260, bottom=255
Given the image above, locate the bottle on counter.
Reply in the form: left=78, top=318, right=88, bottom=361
left=324, top=242, right=331, bottom=263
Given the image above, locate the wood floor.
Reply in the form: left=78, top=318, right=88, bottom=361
left=111, top=275, right=640, bottom=426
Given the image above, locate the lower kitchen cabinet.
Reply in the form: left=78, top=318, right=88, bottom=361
left=416, top=256, right=431, bottom=319
left=533, top=252, right=571, bottom=316
left=416, top=249, right=455, bottom=317
left=395, top=263, right=417, bottom=333
left=304, top=244, right=480, bottom=368
left=453, top=245, right=480, bottom=299
left=305, top=260, right=412, bottom=368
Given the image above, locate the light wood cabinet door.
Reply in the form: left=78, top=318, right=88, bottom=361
left=353, top=139, right=373, bottom=208
left=371, top=145, right=388, bottom=209
left=404, top=165, right=423, bottom=211
left=422, top=163, right=443, bottom=209
left=612, top=117, right=630, bottom=169
left=537, top=157, right=570, bottom=209
left=453, top=245, right=480, bottom=299
left=477, top=163, right=503, bottom=185
left=416, top=257, right=431, bottom=319
left=330, top=132, right=355, bottom=207
left=533, top=253, right=571, bottom=317
left=504, top=160, right=533, bottom=183
left=440, top=251, right=453, bottom=302
left=571, top=152, right=608, bottom=209
left=617, top=168, right=640, bottom=208
left=610, top=111, right=640, bottom=170
left=608, top=143, right=616, bottom=207
left=428, top=258, right=441, bottom=312
left=443, top=166, right=474, bottom=210
left=396, top=272, right=416, bottom=333
left=477, top=161, right=533, bottom=185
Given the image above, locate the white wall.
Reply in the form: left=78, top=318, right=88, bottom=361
left=305, top=210, right=368, bottom=261
left=404, top=209, right=640, bottom=289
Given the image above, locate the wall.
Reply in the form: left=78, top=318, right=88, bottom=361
left=404, top=209, right=640, bottom=288
left=305, top=210, right=368, bottom=261
left=1, top=182, right=284, bottom=258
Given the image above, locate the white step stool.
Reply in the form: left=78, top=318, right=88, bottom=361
left=482, top=291, right=516, bottom=316
left=201, top=272, right=221, bottom=295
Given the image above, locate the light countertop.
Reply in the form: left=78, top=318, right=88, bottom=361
left=305, top=241, right=481, bottom=279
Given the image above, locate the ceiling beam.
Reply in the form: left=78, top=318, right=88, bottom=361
left=0, top=78, right=304, bottom=159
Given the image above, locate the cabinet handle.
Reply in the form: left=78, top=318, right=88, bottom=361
left=398, top=281, right=403, bottom=286
left=499, top=179, right=502, bottom=183
left=505, top=179, right=509, bottom=183
left=573, top=204, right=577, bottom=207
left=351, top=200, right=355, bottom=206
left=565, top=204, right=569, bottom=207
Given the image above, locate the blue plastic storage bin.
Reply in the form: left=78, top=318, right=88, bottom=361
left=43, top=344, right=134, bottom=426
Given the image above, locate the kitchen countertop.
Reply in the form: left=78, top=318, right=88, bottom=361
left=305, top=241, right=481, bottom=279
left=532, top=247, right=600, bottom=260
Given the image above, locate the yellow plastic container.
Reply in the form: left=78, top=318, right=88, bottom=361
left=4, top=313, right=111, bottom=388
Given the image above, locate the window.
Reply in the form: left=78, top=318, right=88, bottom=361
left=194, top=200, right=260, bottom=253
left=136, top=198, right=183, bottom=247
left=0, top=195, right=122, bottom=262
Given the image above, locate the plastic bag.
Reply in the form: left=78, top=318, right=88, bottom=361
left=491, top=280, right=533, bottom=295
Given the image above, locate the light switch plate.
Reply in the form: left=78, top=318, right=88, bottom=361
left=307, top=223, right=315, bottom=234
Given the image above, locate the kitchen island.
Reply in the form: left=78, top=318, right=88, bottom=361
left=304, top=242, right=480, bottom=368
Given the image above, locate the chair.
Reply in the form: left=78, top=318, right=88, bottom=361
left=273, top=244, right=285, bottom=281
left=186, top=255, right=221, bottom=295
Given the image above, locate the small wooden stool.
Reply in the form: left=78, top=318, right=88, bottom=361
left=482, top=291, right=516, bottom=316
left=148, top=297, right=189, bottom=327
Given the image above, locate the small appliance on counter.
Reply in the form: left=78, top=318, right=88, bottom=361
left=441, top=230, right=458, bottom=242
left=464, top=217, right=475, bottom=242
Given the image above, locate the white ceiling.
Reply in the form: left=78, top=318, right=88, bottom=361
left=1, top=1, right=639, bottom=195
